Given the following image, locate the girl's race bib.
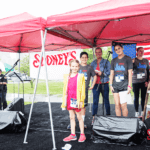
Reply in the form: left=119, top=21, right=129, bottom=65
left=70, top=98, right=78, bottom=108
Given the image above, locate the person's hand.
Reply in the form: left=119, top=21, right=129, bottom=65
left=145, top=82, right=148, bottom=87
left=0, top=82, right=2, bottom=84
left=127, top=86, right=132, bottom=94
left=97, top=71, right=102, bottom=76
left=79, top=102, right=83, bottom=109
left=110, top=86, right=114, bottom=93
left=132, top=58, right=135, bottom=63
left=89, top=86, right=94, bottom=90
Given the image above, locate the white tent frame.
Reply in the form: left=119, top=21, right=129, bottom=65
left=23, top=30, right=57, bottom=150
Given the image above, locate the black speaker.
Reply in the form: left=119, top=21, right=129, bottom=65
left=145, top=118, right=150, bottom=129
left=5, top=98, right=24, bottom=113
left=0, top=111, right=26, bottom=133
left=92, top=116, right=147, bottom=146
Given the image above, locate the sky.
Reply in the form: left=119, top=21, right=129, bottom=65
left=0, top=0, right=107, bottom=65
left=0, top=0, right=107, bottom=19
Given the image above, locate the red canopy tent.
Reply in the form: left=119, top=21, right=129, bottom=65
left=0, top=12, right=57, bottom=149
left=0, top=13, right=86, bottom=53
left=46, top=0, right=150, bottom=49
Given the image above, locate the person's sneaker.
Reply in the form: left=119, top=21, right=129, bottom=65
left=135, top=112, right=139, bottom=117
left=63, top=134, right=77, bottom=142
left=67, top=124, right=71, bottom=130
left=140, top=111, right=144, bottom=117
left=84, top=124, right=87, bottom=129
left=91, top=118, right=94, bottom=125
left=78, top=134, right=86, bottom=142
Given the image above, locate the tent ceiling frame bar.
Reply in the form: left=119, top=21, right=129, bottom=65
left=18, top=34, right=23, bottom=53
left=58, top=27, right=92, bottom=46
left=50, top=27, right=92, bottom=47
left=95, top=21, right=110, bottom=43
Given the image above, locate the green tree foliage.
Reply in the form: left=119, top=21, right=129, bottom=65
left=15, top=55, right=30, bottom=76
left=83, top=47, right=112, bottom=64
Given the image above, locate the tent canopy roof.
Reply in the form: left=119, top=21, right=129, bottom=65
left=0, top=13, right=85, bottom=53
left=46, top=0, right=150, bottom=48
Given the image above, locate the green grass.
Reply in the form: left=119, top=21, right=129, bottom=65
left=7, top=81, right=63, bottom=95
left=7, top=81, right=150, bottom=105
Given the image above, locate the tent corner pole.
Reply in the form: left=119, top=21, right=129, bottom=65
left=18, top=52, right=20, bottom=98
left=42, top=29, right=57, bottom=150
left=23, top=36, right=44, bottom=144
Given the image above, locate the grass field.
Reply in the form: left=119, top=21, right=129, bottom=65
left=7, top=81, right=63, bottom=95
left=7, top=81, right=150, bottom=105
left=7, top=80, right=134, bottom=95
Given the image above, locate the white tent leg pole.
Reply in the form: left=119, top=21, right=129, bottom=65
left=89, top=47, right=96, bottom=112
left=18, top=52, right=20, bottom=98
left=23, top=46, right=44, bottom=144
left=42, top=29, right=57, bottom=150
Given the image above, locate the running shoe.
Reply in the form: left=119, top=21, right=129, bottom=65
left=91, top=118, right=94, bottom=125
left=78, top=134, right=86, bottom=142
left=63, top=134, right=77, bottom=142
left=135, top=112, right=139, bottom=117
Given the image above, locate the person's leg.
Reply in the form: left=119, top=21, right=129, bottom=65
left=3, top=92, right=7, bottom=109
left=0, top=92, right=2, bottom=110
left=141, top=82, right=147, bottom=113
left=113, top=93, right=121, bottom=116
left=103, top=83, right=110, bottom=115
left=76, top=111, right=84, bottom=134
left=69, top=110, right=76, bottom=134
left=121, top=102, right=128, bottom=117
left=92, top=84, right=101, bottom=116
left=133, top=83, right=140, bottom=115
left=81, top=88, right=88, bottom=128
left=76, top=110, right=86, bottom=142
left=63, top=110, right=77, bottom=142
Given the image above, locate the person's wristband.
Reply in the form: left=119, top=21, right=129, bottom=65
left=110, top=84, right=112, bottom=86
left=128, top=85, right=132, bottom=89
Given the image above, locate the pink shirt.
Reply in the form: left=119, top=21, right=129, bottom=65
left=67, top=74, right=81, bottom=112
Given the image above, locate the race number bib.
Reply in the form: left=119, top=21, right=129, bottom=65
left=137, top=73, right=145, bottom=79
left=115, top=74, right=124, bottom=82
left=70, top=98, right=78, bottom=108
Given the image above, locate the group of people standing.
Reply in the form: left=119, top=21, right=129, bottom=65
left=61, top=43, right=149, bottom=142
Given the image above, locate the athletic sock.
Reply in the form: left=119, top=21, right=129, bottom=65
left=82, top=115, right=85, bottom=122
left=71, top=134, right=76, bottom=137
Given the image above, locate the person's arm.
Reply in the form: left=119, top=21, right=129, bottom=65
left=145, top=60, right=149, bottom=87
left=89, top=75, right=97, bottom=90
left=132, top=58, right=136, bottom=70
left=110, top=70, right=114, bottom=93
left=89, top=66, right=97, bottom=90
left=127, top=69, right=132, bottom=94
